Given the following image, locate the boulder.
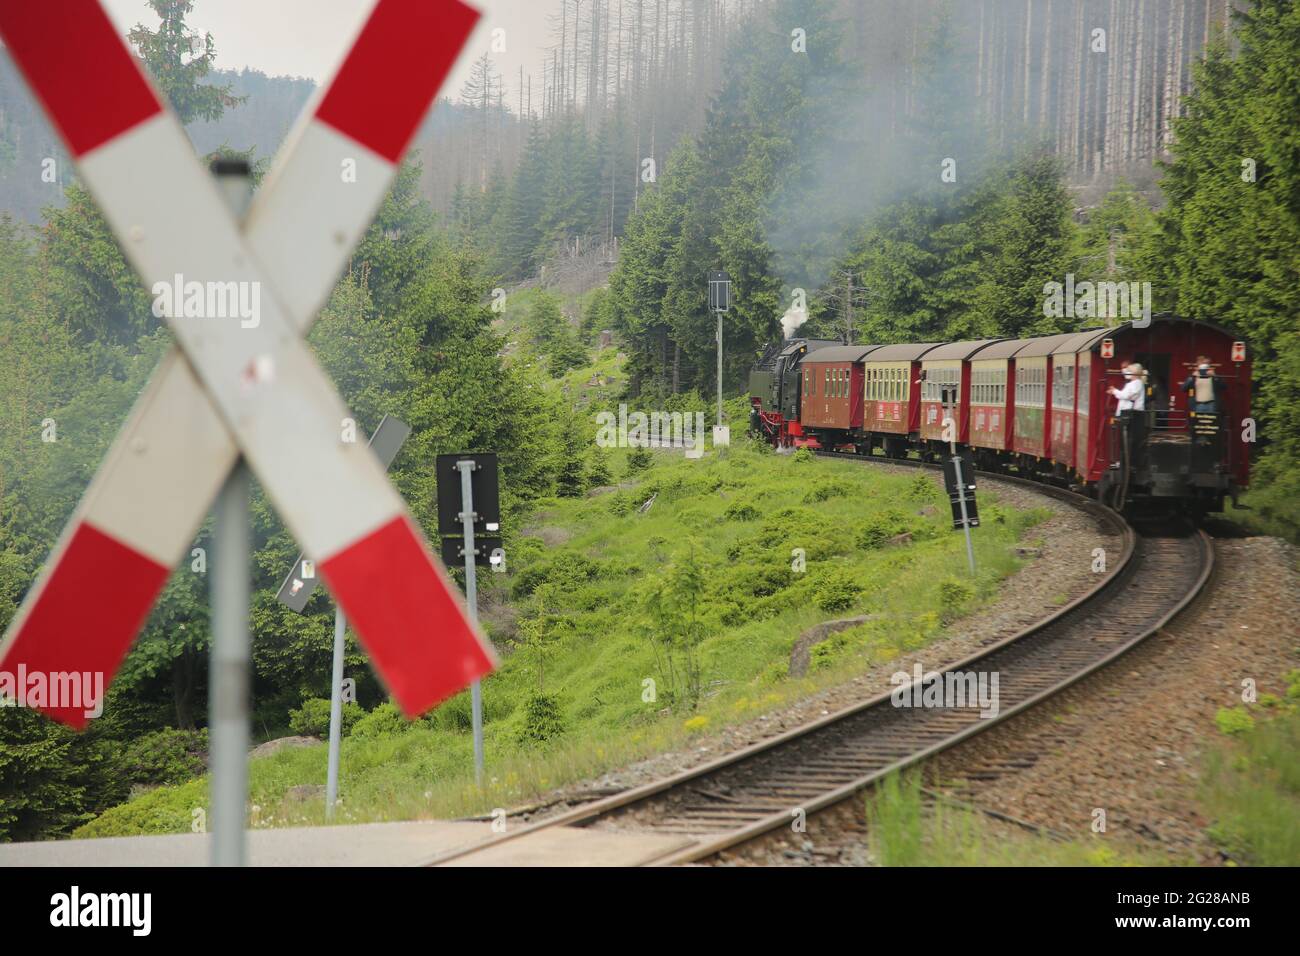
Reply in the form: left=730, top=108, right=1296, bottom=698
left=788, top=615, right=880, bottom=678
left=284, top=784, right=326, bottom=803
left=249, top=735, right=319, bottom=759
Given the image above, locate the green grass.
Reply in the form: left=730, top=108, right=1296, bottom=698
left=76, top=441, right=1050, bottom=839
left=1201, top=673, right=1300, bottom=866
left=864, top=772, right=1174, bottom=866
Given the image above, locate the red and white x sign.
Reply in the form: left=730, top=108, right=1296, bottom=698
left=0, top=0, right=495, bottom=728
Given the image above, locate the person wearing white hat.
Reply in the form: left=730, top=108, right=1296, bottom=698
left=1109, top=363, right=1147, bottom=412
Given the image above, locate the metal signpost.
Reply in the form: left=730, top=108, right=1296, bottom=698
left=941, top=398, right=978, bottom=576
left=437, top=453, right=502, bottom=785
left=0, top=0, right=489, bottom=866
left=275, top=414, right=411, bottom=819
left=709, top=270, right=732, bottom=446
left=208, top=159, right=253, bottom=866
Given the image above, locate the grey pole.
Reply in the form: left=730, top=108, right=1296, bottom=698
left=209, top=159, right=253, bottom=867
left=716, top=312, right=723, bottom=429
left=210, top=466, right=250, bottom=865
left=457, top=460, right=484, bottom=784
left=946, top=397, right=977, bottom=576
left=325, top=604, right=346, bottom=818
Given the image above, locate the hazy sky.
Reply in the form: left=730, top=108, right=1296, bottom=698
left=103, top=0, right=558, bottom=101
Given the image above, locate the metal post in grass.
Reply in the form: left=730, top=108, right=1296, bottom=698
left=457, top=459, right=485, bottom=784
left=274, top=415, right=412, bottom=820
left=943, top=395, right=977, bottom=576
left=709, top=270, right=731, bottom=446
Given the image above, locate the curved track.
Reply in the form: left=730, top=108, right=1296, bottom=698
left=430, top=454, right=1214, bottom=867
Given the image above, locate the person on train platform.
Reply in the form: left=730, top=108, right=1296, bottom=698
left=1182, top=356, right=1226, bottom=414
left=1108, top=363, right=1147, bottom=412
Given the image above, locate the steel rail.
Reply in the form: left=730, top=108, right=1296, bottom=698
left=425, top=452, right=1212, bottom=867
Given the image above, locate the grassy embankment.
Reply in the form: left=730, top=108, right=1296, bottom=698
left=77, top=439, right=1050, bottom=838
left=861, top=671, right=1300, bottom=866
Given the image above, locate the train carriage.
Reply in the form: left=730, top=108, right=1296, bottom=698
left=1047, top=330, right=1108, bottom=474
left=1087, top=319, right=1251, bottom=510
left=1010, top=333, right=1078, bottom=462
left=799, top=345, right=879, bottom=445
left=863, top=343, right=940, bottom=453
left=918, top=339, right=1004, bottom=449
left=967, top=338, right=1027, bottom=457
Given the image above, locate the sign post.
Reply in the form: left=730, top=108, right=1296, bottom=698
left=437, top=454, right=502, bottom=785
left=458, top=461, right=484, bottom=784
left=275, top=414, right=410, bottom=819
left=709, top=270, right=731, bottom=447
left=208, top=159, right=253, bottom=867
left=942, top=398, right=978, bottom=576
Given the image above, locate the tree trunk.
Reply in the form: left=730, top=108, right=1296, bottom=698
left=1023, top=0, right=1033, bottom=127
left=1039, top=0, right=1053, bottom=129
left=172, top=651, right=196, bottom=731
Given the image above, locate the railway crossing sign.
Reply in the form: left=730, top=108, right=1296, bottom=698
left=0, top=0, right=494, bottom=727
left=277, top=415, right=412, bottom=613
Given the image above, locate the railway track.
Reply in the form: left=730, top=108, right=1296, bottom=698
left=429, top=453, right=1214, bottom=866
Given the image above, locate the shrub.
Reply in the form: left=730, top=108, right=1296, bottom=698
left=518, top=693, right=565, bottom=744
left=626, top=446, right=652, bottom=474
left=815, top=569, right=862, bottom=612
left=288, top=698, right=331, bottom=737
left=510, top=553, right=602, bottom=598
left=803, top=480, right=853, bottom=504
left=1215, top=706, right=1256, bottom=736
left=350, top=702, right=409, bottom=740
left=858, top=509, right=910, bottom=549
left=586, top=450, right=613, bottom=487
left=288, top=698, right=364, bottom=739
left=907, top=474, right=939, bottom=501
left=724, top=501, right=761, bottom=521
left=122, top=729, right=208, bottom=786
left=791, top=447, right=815, bottom=464
left=608, top=492, right=635, bottom=516
left=938, top=578, right=976, bottom=619
left=744, top=564, right=792, bottom=597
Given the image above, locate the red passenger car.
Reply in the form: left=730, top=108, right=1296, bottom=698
left=799, top=345, right=879, bottom=446
left=918, top=339, right=1003, bottom=450
left=863, top=343, right=939, bottom=455
left=967, top=338, right=1027, bottom=459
